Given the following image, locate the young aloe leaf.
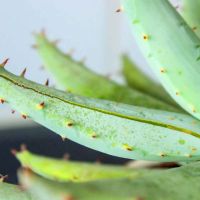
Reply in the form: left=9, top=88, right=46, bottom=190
left=122, top=55, right=178, bottom=107
left=1, top=67, right=200, bottom=161
left=0, top=182, right=34, bottom=200
left=34, top=32, right=178, bottom=111
left=180, top=0, right=200, bottom=38
left=19, top=162, right=200, bottom=200
left=121, top=0, right=200, bottom=120
left=15, top=150, right=143, bottom=182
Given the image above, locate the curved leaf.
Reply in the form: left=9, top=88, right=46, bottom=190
left=16, top=150, right=143, bottom=182
left=0, top=67, right=200, bottom=161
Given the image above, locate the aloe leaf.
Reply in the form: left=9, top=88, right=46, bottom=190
left=15, top=150, right=144, bottom=182
left=181, top=0, right=200, bottom=38
left=1, top=66, right=200, bottom=161
left=121, top=0, right=200, bottom=120
left=122, top=55, right=178, bottom=107
left=0, top=182, right=34, bottom=200
left=34, top=32, right=178, bottom=111
left=19, top=162, right=200, bottom=200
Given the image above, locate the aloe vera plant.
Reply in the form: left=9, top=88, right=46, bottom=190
left=2, top=0, right=200, bottom=199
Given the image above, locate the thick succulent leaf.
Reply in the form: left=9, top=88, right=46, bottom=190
left=19, top=162, right=200, bottom=200
left=122, top=55, right=178, bottom=107
left=16, top=150, right=144, bottom=182
left=34, top=32, right=178, bottom=111
left=0, top=182, right=34, bottom=200
left=180, top=0, right=200, bottom=38
left=1, top=68, right=200, bottom=161
left=122, top=0, right=200, bottom=120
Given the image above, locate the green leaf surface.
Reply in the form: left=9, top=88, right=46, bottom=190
left=0, top=182, right=34, bottom=200
left=181, top=0, right=200, bottom=38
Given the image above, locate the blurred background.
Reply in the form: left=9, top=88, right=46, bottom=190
left=0, top=0, right=179, bottom=183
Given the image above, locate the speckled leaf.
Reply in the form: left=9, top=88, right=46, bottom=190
left=0, top=67, right=200, bottom=161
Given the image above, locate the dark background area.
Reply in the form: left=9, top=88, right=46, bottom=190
left=0, top=126, right=130, bottom=184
